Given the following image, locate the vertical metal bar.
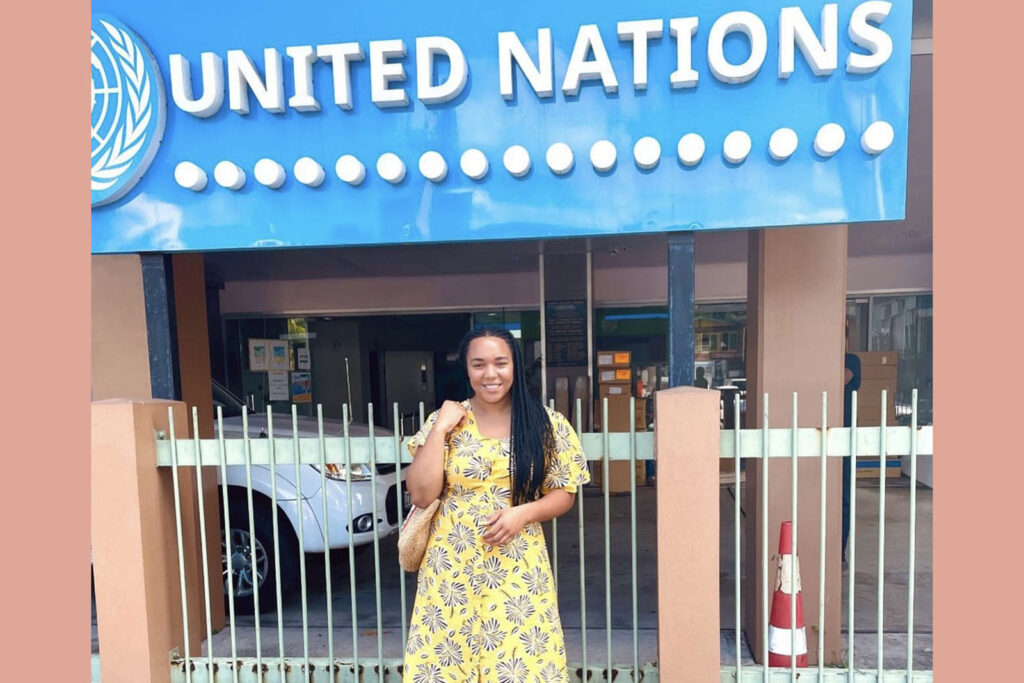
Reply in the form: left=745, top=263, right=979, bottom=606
left=602, top=397, right=612, bottom=679
left=242, top=407, right=262, bottom=667
left=585, top=249, right=594, bottom=431
left=848, top=392, right=858, bottom=682
left=734, top=394, right=742, bottom=678
left=394, top=402, right=408, bottom=651
left=907, top=389, right=919, bottom=678
left=191, top=408, right=215, bottom=676
left=629, top=396, right=639, bottom=679
left=539, top=252, right=547, bottom=404
left=292, top=405, right=311, bottom=678
left=667, top=231, right=696, bottom=388
left=368, top=403, right=384, bottom=682
left=549, top=398, right=559, bottom=590
left=818, top=394, right=827, bottom=677
left=791, top=393, right=799, bottom=679
left=575, top=398, right=588, bottom=677
left=762, top=394, right=769, bottom=679
left=343, top=404, right=359, bottom=672
left=877, top=390, right=888, bottom=675
left=317, top=404, right=335, bottom=674
left=167, top=407, right=192, bottom=683
left=266, top=406, right=286, bottom=675
left=216, top=407, right=240, bottom=683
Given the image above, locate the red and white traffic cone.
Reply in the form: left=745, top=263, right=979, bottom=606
left=767, top=521, right=808, bottom=667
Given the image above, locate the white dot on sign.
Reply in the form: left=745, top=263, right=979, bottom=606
left=174, top=161, right=207, bottom=191
left=633, top=136, right=661, bottom=170
left=861, top=121, right=894, bottom=155
left=418, top=151, right=448, bottom=182
left=460, top=149, right=489, bottom=180
left=214, top=160, right=245, bottom=190
left=677, top=134, right=705, bottom=167
left=589, top=140, right=617, bottom=172
left=253, top=158, right=285, bottom=188
left=503, top=145, right=531, bottom=177
left=814, top=123, right=846, bottom=157
left=769, top=128, right=799, bottom=161
left=376, top=153, right=406, bottom=184
left=723, top=131, right=752, bottom=164
left=335, top=155, right=366, bottom=185
left=546, top=142, right=574, bottom=175
left=293, top=157, right=325, bottom=187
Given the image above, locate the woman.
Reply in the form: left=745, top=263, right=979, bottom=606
left=403, top=328, right=590, bottom=683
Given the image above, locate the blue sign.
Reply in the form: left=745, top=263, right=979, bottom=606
left=90, top=1, right=912, bottom=253
left=91, top=15, right=165, bottom=207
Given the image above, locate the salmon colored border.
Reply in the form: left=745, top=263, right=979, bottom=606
left=2, top=2, right=1013, bottom=679
left=4, top=4, right=91, bottom=680
left=933, top=3, right=1023, bottom=678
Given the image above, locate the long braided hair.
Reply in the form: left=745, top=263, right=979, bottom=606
left=458, top=327, right=554, bottom=506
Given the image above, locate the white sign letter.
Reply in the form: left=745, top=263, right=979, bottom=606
left=316, top=43, right=364, bottom=110
left=416, top=36, right=468, bottom=104
left=707, top=12, right=767, bottom=84
left=562, top=24, right=619, bottom=96
left=227, top=48, right=285, bottom=114
left=846, top=1, right=893, bottom=74
left=369, top=39, right=409, bottom=108
left=669, top=18, right=699, bottom=88
left=779, top=4, right=838, bottom=78
left=286, top=45, right=320, bottom=112
left=498, top=29, right=554, bottom=100
left=169, top=52, right=224, bottom=117
left=617, top=19, right=663, bottom=90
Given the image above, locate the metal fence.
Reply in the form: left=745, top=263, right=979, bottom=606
left=720, top=390, right=933, bottom=683
left=149, top=391, right=932, bottom=683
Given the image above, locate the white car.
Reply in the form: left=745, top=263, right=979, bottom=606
left=213, top=381, right=410, bottom=611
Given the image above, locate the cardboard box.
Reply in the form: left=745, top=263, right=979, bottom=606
left=599, top=383, right=630, bottom=398
left=597, top=350, right=631, bottom=367
left=592, top=460, right=634, bottom=493
left=860, top=364, right=899, bottom=380
left=598, top=367, right=632, bottom=382
left=855, top=351, right=898, bottom=367
left=856, top=457, right=902, bottom=479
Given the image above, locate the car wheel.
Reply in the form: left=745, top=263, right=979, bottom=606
left=223, top=495, right=299, bottom=613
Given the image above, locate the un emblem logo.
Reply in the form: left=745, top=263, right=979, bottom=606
left=91, top=15, right=165, bottom=207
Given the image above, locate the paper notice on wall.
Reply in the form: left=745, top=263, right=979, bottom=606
left=269, top=340, right=289, bottom=371
left=291, top=372, right=312, bottom=403
left=268, top=370, right=289, bottom=401
left=249, top=339, right=268, bottom=371
left=297, top=347, right=310, bottom=370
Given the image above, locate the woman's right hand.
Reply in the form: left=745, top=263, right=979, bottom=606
left=434, top=400, right=468, bottom=435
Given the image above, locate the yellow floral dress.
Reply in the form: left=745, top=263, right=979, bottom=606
left=403, top=401, right=590, bottom=683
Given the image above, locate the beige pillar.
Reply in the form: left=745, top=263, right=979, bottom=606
left=171, top=253, right=225, bottom=631
left=92, top=255, right=151, bottom=400
left=656, top=386, right=721, bottom=682
left=743, top=226, right=847, bottom=665
left=92, top=400, right=205, bottom=683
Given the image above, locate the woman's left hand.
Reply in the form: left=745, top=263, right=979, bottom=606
left=482, top=506, right=529, bottom=545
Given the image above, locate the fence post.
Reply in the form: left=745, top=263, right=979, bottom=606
left=92, top=399, right=204, bottom=683
left=655, top=386, right=721, bottom=682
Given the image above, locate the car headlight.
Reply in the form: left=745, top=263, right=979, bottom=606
left=312, top=463, right=373, bottom=481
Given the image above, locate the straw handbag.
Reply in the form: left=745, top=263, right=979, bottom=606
left=398, top=427, right=453, bottom=572
left=397, top=497, right=441, bottom=572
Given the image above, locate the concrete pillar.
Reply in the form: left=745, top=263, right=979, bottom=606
left=656, top=386, right=721, bottom=682
left=92, top=255, right=151, bottom=400
left=742, top=226, right=847, bottom=665
left=92, top=253, right=225, bottom=650
left=171, top=253, right=225, bottom=631
left=92, top=400, right=204, bottom=683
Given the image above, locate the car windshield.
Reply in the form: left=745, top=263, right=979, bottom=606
left=212, top=379, right=245, bottom=418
